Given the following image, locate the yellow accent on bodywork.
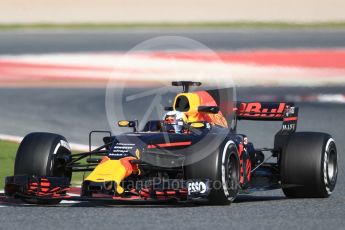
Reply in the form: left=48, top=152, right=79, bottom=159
left=173, top=93, right=200, bottom=114
left=173, top=93, right=201, bottom=123
left=85, top=160, right=128, bottom=194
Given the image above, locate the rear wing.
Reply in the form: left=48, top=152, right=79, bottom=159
left=236, top=102, right=299, bottom=133
left=178, top=82, right=298, bottom=133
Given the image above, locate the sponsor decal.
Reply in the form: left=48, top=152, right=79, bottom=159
left=187, top=181, right=207, bottom=195
left=109, top=143, right=136, bottom=158
left=282, top=124, right=296, bottom=131
left=238, top=102, right=285, bottom=118
left=284, top=106, right=296, bottom=117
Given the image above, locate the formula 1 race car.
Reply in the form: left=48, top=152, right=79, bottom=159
left=4, top=81, right=338, bottom=205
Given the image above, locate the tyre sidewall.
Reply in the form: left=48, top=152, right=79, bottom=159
left=218, top=141, right=240, bottom=203
left=321, top=138, right=337, bottom=196
left=185, top=139, right=240, bottom=205
left=14, top=132, right=71, bottom=179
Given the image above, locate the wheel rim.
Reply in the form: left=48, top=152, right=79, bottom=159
left=327, top=148, right=337, bottom=182
left=52, top=144, right=71, bottom=179
left=227, top=155, right=239, bottom=191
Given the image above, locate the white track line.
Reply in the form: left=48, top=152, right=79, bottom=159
left=0, top=190, right=5, bottom=207
left=60, top=200, right=80, bottom=204
left=0, top=134, right=94, bottom=152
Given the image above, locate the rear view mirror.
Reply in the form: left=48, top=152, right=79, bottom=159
left=118, top=120, right=129, bottom=127
left=190, top=122, right=205, bottom=128
left=118, top=120, right=137, bottom=132
left=197, top=106, right=219, bottom=114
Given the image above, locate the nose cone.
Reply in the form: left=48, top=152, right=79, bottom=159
left=85, top=157, right=136, bottom=194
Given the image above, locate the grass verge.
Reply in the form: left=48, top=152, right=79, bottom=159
left=0, top=140, right=87, bottom=190
left=0, top=140, right=17, bottom=189
left=1, top=21, right=345, bottom=30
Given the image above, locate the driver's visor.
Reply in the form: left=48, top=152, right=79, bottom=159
left=164, top=116, right=176, bottom=124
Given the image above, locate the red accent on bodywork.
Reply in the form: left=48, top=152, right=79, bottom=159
left=139, top=190, right=150, bottom=198
left=40, top=182, right=50, bottom=187
left=26, top=178, right=70, bottom=198
left=99, top=156, right=110, bottom=164
left=195, top=91, right=217, bottom=106
left=119, top=157, right=138, bottom=177
left=238, top=143, right=245, bottom=184
left=179, top=189, right=188, bottom=194
left=147, top=141, right=192, bottom=149
left=166, top=191, right=176, bottom=196
left=193, top=91, right=228, bottom=127
left=238, top=143, right=251, bottom=184
left=112, top=196, right=143, bottom=201
left=246, top=158, right=252, bottom=182
left=283, top=117, right=298, bottom=121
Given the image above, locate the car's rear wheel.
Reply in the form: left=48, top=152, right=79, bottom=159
left=280, top=132, right=337, bottom=198
left=14, top=132, right=72, bottom=204
left=185, top=140, right=240, bottom=205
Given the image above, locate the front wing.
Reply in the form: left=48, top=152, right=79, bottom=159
left=4, top=175, right=211, bottom=204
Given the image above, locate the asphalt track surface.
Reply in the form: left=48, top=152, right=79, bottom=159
left=1, top=29, right=345, bottom=54
left=0, top=29, right=345, bottom=229
left=0, top=87, right=345, bottom=230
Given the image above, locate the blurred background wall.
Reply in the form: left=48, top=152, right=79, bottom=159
left=1, top=0, right=345, bottom=24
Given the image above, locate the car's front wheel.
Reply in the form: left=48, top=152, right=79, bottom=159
left=185, top=140, right=240, bottom=205
left=14, top=132, right=72, bottom=204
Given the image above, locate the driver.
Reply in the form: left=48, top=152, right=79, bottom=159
left=163, top=111, right=187, bottom=133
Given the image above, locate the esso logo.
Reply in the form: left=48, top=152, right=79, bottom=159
left=188, top=181, right=207, bottom=195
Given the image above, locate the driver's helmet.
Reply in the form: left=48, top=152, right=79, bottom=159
left=163, top=111, right=187, bottom=133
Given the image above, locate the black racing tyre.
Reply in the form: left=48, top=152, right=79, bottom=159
left=280, top=132, right=338, bottom=198
left=14, top=132, right=72, bottom=204
left=185, top=140, right=240, bottom=205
